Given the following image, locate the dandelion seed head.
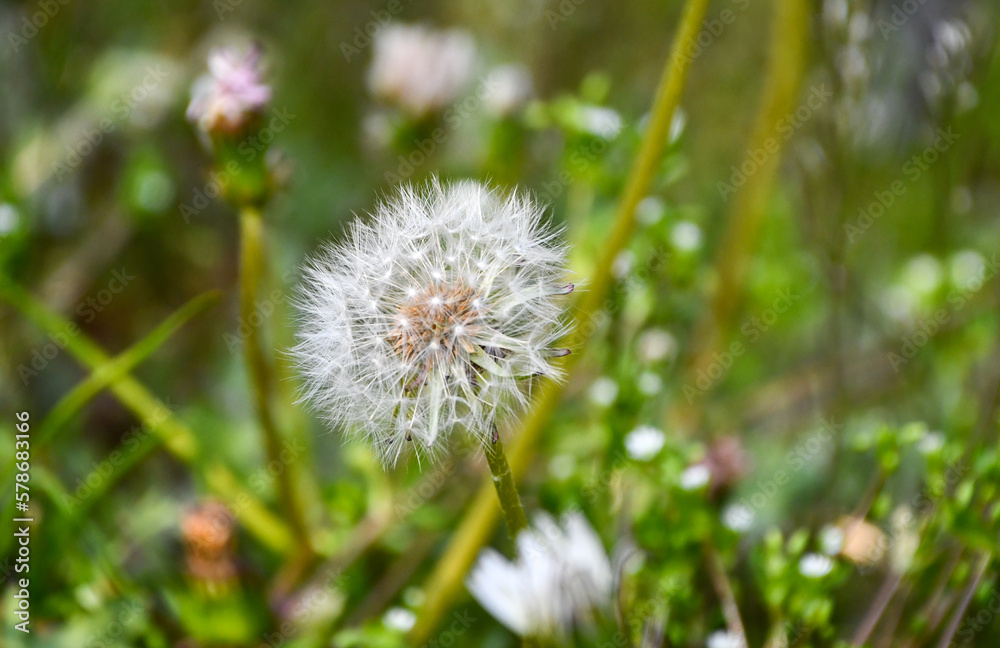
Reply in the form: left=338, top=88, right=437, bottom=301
left=294, top=180, right=572, bottom=467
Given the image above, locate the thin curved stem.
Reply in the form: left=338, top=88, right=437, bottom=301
left=483, top=432, right=529, bottom=539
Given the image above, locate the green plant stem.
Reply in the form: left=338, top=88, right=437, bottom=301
left=0, top=278, right=294, bottom=553
left=483, top=434, right=529, bottom=539
left=239, top=205, right=313, bottom=555
left=406, top=0, right=710, bottom=642
left=935, top=552, right=992, bottom=648
left=37, top=290, right=220, bottom=447
left=669, top=0, right=809, bottom=435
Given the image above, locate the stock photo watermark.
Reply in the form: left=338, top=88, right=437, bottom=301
left=16, top=268, right=135, bottom=385
left=5, top=0, right=74, bottom=54
left=717, top=84, right=833, bottom=201
left=51, top=65, right=172, bottom=182
left=845, top=127, right=961, bottom=244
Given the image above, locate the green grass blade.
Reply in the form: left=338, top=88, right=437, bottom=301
left=36, top=290, right=221, bottom=447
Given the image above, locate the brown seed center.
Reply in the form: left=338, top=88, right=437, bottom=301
left=387, top=282, right=482, bottom=366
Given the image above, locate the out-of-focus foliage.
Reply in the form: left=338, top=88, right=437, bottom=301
left=2, top=0, right=1000, bottom=646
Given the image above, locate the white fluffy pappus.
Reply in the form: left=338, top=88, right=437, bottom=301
left=466, top=511, right=613, bottom=638
left=294, top=180, right=573, bottom=467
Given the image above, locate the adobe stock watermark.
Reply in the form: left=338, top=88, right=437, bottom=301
left=417, top=610, right=476, bottom=648
left=875, top=0, right=932, bottom=40
left=948, top=588, right=1000, bottom=647
left=179, top=107, right=296, bottom=222
left=339, top=0, right=415, bottom=61
left=52, top=66, right=171, bottom=182
left=544, top=0, right=590, bottom=30
left=717, top=84, right=833, bottom=201
left=85, top=600, right=145, bottom=648
left=536, top=124, right=619, bottom=204
left=258, top=565, right=345, bottom=647
left=62, top=401, right=173, bottom=510
left=886, top=254, right=999, bottom=372
left=5, top=0, right=74, bottom=55
left=724, top=418, right=841, bottom=529
left=854, top=456, right=967, bottom=573
left=222, top=269, right=294, bottom=354
left=845, top=127, right=960, bottom=244
left=17, top=268, right=135, bottom=385
left=683, top=285, right=807, bottom=403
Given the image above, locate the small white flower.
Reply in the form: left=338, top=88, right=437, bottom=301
left=294, top=181, right=572, bottom=467
left=901, top=254, right=943, bottom=297
left=383, top=606, right=416, bottom=632
left=368, top=24, right=476, bottom=116
left=637, top=371, right=663, bottom=395
left=679, top=464, right=711, bottom=491
left=483, top=64, right=533, bottom=117
left=822, top=0, right=848, bottom=29
left=548, top=453, right=576, bottom=480
left=0, top=203, right=20, bottom=236
left=917, top=431, right=945, bottom=455
left=636, top=328, right=676, bottom=363
left=635, top=196, right=665, bottom=225
left=949, top=250, right=985, bottom=288
left=707, top=629, right=746, bottom=648
left=799, top=552, right=834, bottom=578
left=819, top=525, right=845, bottom=556
left=625, top=425, right=665, bottom=461
left=671, top=221, right=702, bottom=251
left=467, top=512, right=612, bottom=638
left=187, top=47, right=271, bottom=135
left=669, top=107, right=687, bottom=144
left=722, top=503, right=754, bottom=533
left=847, top=13, right=871, bottom=43
left=612, top=250, right=635, bottom=279
left=588, top=376, right=618, bottom=407
left=578, top=105, right=622, bottom=139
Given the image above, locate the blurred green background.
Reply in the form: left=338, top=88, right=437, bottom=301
left=2, top=0, right=1000, bottom=646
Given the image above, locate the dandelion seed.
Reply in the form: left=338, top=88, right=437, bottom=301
left=187, top=46, right=271, bottom=135
left=466, top=512, right=612, bottom=638
left=294, top=180, right=572, bottom=467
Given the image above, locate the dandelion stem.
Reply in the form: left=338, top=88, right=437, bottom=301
left=483, top=431, right=529, bottom=539
left=239, top=205, right=312, bottom=554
